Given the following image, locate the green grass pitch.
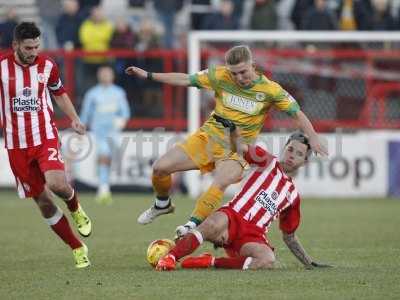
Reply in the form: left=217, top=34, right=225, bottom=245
left=0, top=190, right=399, bottom=300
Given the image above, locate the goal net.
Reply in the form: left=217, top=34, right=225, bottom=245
left=184, top=31, right=400, bottom=198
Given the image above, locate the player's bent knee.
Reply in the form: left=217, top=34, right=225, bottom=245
left=152, top=160, right=171, bottom=177
left=199, top=218, right=224, bottom=241
left=34, top=196, right=57, bottom=217
left=249, top=257, right=275, bottom=270
left=46, top=179, right=70, bottom=196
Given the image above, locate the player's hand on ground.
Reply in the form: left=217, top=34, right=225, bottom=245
left=125, top=66, right=147, bottom=79
left=307, top=261, right=333, bottom=269
left=309, top=135, right=328, bottom=157
left=213, top=114, right=236, bottom=132
left=71, top=119, right=86, bottom=135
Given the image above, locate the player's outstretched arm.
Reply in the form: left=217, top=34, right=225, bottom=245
left=291, top=110, right=328, bottom=157
left=125, top=66, right=190, bottom=86
left=54, top=93, right=86, bottom=135
left=282, top=232, right=333, bottom=270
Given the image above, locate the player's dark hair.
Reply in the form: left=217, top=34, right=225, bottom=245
left=286, top=132, right=312, bottom=159
left=13, top=22, right=41, bottom=42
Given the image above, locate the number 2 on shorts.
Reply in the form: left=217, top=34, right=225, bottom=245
left=48, top=147, right=64, bottom=163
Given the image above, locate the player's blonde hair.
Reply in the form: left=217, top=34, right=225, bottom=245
left=225, top=45, right=253, bottom=65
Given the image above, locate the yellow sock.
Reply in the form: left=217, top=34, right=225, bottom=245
left=190, top=185, right=224, bottom=224
left=152, top=175, right=172, bottom=198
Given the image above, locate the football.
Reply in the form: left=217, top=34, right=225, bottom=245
left=146, top=239, right=175, bottom=267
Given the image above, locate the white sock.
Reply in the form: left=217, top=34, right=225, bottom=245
left=191, top=229, right=204, bottom=244
left=242, top=257, right=253, bottom=270
left=45, top=207, right=63, bottom=226
left=155, top=197, right=170, bottom=208
left=185, top=221, right=197, bottom=230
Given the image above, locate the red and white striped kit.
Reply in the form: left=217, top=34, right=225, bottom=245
left=228, top=156, right=300, bottom=230
left=0, top=53, right=65, bottom=149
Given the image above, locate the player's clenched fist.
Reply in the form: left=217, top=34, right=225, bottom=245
left=125, top=66, right=147, bottom=79
left=71, top=119, right=86, bottom=135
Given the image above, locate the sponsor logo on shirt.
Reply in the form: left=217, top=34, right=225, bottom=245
left=255, top=189, right=277, bottom=215
left=12, top=87, right=41, bottom=112
left=37, top=73, right=46, bottom=84
left=255, top=92, right=266, bottom=101
left=223, top=93, right=260, bottom=114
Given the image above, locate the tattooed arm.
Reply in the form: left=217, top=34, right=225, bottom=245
left=282, top=232, right=332, bottom=269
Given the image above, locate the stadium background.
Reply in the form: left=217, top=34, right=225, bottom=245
left=1, top=0, right=399, bottom=198
left=1, top=1, right=400, bottom=299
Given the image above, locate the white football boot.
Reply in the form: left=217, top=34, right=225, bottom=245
left=137, top=202, right=175, bottom=225
left=175, top=221, right=197, bottom=239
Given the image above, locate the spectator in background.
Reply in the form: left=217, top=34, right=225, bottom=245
left=291, top=0, right=314, bottom=30
left=79, top=6, right=114, bottom=62
left=110, top=19, right=135, bottom=49
left=80, top=66, right=131, bottom=205
left=301, top=0, right=338, bottom=30
left=0, top=7, right=18, bottom=49
left=36, top=0, right=61, bottom=49
left=230, top=0, right=245, bottom=23
left=133, top=18, right=163, bottom=118
left=370, top=0, right=396, bottom=30
left=249, top=0, right=278, bottom=30
left=153, top=0, right=184, bottom=48
left=78, top=0, right=101, bottom=18
left=79, top=6, right=114, bottom=96
left=135, top=18, right=162, bottom=52
left=201, top=0, right=240, bottom=30
left=111, top=19, right=136, bottom=84
left=336, top=0, right=373, bottom=30
left=56, top=0, right=84, bottom=50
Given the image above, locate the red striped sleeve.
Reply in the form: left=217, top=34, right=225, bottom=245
left=47, top=59, right=65, bottom=96
left=279, top=194, right=301, bottom=234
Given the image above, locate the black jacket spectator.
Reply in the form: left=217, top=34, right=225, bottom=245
left=0, top=8, right=18, bottom=49
left=56, top=0, right=84, bottom=49
left=301, top=1, right=338, bottom=30
left=56, top=15, right=84, bottom=49
left=201, top=0, right=240, bottom=30
left=250, top=0, right=278, bottom=30
left=371, top=10, right=396, bottom=30
left=291, top=0, right=314, bottom=30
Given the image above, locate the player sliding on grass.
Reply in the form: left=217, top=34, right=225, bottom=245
left=125, top=45, right=327, bottom=237
left=156, top=122, right=332, bottom=271
left=0, top=22, right=91, bottom=268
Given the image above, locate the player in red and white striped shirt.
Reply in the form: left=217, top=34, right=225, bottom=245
left=157, top=127, right=331, bottom=271
left=0, top=22, right=92, bottom=268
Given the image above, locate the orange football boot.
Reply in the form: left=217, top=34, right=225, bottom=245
left=155, top=254, right=176, bottom=271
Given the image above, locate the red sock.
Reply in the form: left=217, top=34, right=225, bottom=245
left=49, top=214, right=82, bottom=249
left=214, top=256, right=250, bottom=269
left=65, top=190, right=79, bottom=212
left=170, top=232, right=202, bottom=260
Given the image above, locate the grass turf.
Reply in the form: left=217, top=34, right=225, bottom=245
left=0, top=190, right=399, bottom=299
